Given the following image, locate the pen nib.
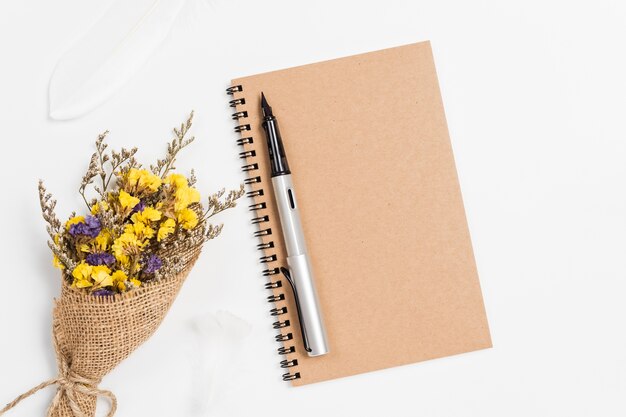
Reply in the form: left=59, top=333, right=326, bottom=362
left=261, top=92, right=273, bottom=118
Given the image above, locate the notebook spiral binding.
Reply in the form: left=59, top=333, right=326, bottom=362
left=227, top=84, right=301, bottom=382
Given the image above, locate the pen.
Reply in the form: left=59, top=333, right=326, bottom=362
left=260, top=92, right=329, bottom=357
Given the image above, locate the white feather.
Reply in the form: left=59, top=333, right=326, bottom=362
left=49, top=0, right=186, bottom=120
left=188, top=311, right=252, bottom=415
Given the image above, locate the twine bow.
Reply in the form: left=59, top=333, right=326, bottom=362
left=0, top=333, right=116, bottom=417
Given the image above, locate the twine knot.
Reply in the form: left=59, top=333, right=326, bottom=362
left=1, top=341, right=117, bottom=417
left=46, top=362, right=117, bottom=417
left=57, top=375, right=76, bottom=391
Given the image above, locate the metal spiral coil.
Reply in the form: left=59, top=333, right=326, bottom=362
left=251, top=215, right=270, bottom=224
left=270, top=307, right=288, bottom=316
left=260, top=254, right=278, bottom=263
left=249, top=202, right=267, bottom=210
left=278, top=346, right=295, bottom=355
left=226, top=85, right=242, bottom=95
left=239, top=150, right=256, bottom=158
left=231, top=111, right=248, bottom=120
left=234, top=123, right=251, bottom=132
left=242, top=163, right=259, bottom=172
left=282, top=372, right=301, bottom=381
left=265, top=280, right=282, bottom=289
left=257, top=241, right=275, bottom=250
left=229, top=97, right=245, bottom=107
left=237, top=137, right=254, bottom=146
left=267, top=293, right=285, bottom=302
left=244, top=176, right=261, bottom=184
left=280, top=359, right=298, bottom=368
left=254, top=228, right=272, bottom=237
left=227, top=84, right=298, bottom=383
left=262, top=267, right=280, bottom=276
left=247, top=189, right=264, bottom=198
left=275, top=333, right=293, bottom=342
left=273, top=320, right=290, bottom=329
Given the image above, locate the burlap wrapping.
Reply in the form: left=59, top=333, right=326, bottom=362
left=1, top=245, right=201, bottom=417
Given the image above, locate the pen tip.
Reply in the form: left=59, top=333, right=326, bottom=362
left=260, top=92, right=272, bottom=117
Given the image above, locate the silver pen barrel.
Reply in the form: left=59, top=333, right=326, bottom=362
left=272, top=175, right=329, bottom=356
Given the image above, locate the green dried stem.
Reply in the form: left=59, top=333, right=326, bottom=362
left=204, top=223, right=224, bottom=241
left=79, top=131, right=139, bottom=208
left=79, top=151, right=101, bottom=209
left=39, top=181, right=77, bottom=271
left=151, top=111, right=195, bottom=179
left=202, top=184, right=245, bottom=222
left=38, top=180, right=62, bottom=239
left=106, top=146, right=138, bottom=190
left=198, top=185, right=244, bottom=243
left=188, top=169, right=197, bottom=187
left=95, top=132, right=110, bottom=196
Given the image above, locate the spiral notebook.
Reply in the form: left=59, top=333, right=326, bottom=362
left=227, top=41, right=491, bottom=386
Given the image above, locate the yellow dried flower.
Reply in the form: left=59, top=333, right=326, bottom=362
left=157, top=218, right=176, bottom=241
left=174, top=186, right=200, bottom=212
left=124, top=222, right=155, bottom=240
left=119, top=190, right=140, bottom=210
left=91, top=265, right=113, bottom=288
left=166, top=173, right=188, bottom=189
left=71, top=262, right=93, bottom=288
left=177, top=208, right=198, bottom=230
left=94, top=230, right=111, bottom=251
left=131, top=206, right=162, bottom=224
left=128, top=168, right=162, bottom=194
left=111, top=270, right=128, bottom=292
left=127, top=169, right=141, bottom=188
left=112, top=232, right=142, bottom=266
left=139, top=173, right=162, bottom=193
left=90, top=201, right=109, bottom=215
left=75, top=280, right=93, bottom=289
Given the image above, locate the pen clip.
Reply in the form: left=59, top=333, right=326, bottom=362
left=280, top=267, right=312, bottom=353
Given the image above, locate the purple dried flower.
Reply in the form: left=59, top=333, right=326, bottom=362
left=69, top=215, right=101, bottom=238
left=143, top=254, right=162, bottom=274
left=92, top=289, right=114, bottom=297
left=131, top=200, right=146, bottom=214
left=86, top=252, right=115, bottom=266
left=84, top=215, right=101, bottom=229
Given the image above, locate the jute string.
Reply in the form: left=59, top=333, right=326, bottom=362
left=0, top=331, right=116, bottom=417
left=1, top=244, right=201, bottom=417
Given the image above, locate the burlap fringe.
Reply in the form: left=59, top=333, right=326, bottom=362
left=1, top=246, right=201, bottom=417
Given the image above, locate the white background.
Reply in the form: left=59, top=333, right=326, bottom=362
left=1, top=0, right=625, bottom=416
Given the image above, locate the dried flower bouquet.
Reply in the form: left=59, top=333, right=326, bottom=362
left=1, top=112, right=244, bottom=417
